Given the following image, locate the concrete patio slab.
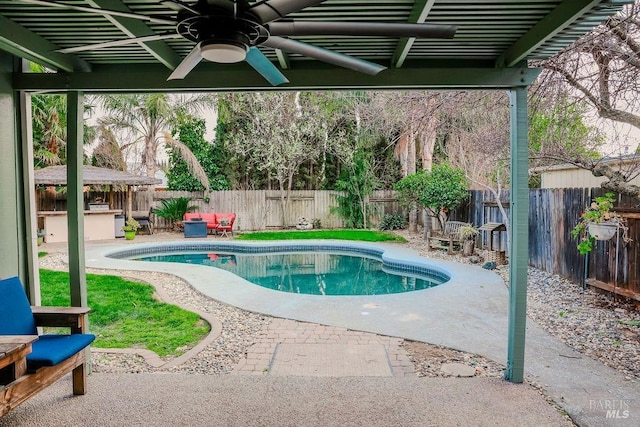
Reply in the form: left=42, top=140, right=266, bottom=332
left=0, top=374, right=572, bottom=427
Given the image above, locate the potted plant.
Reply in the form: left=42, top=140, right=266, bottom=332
left=459, top=223, right=479, bottom=256
left=571, top=192, right=629, bottom=255
left=122, top=217, right=141, bottom=240
left=36, top=229, right=46, bottom=246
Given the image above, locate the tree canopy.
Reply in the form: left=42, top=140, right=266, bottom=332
left=395, top=164, right=468, bottom=231
left=166, top=115, right=229, bottom=192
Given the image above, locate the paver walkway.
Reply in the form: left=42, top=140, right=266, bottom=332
left=232, top=318, right=414, bottom=377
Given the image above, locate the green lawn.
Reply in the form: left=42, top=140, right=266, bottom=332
left=39, top=269, right=209, bottom=357
left=235, top=229, right=406, bottom=243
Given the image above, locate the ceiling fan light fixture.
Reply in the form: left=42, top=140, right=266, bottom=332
left=200, top=39, right=248, bottom=63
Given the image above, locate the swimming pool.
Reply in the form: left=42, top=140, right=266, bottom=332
left=134, top=251, right=447, bottom=296
left=107, top=241, right=450, bottom=297
left=86, top=240, right=505, bottom=365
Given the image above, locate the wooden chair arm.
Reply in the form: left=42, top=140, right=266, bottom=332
left=31, top=307, right=91, bottom=333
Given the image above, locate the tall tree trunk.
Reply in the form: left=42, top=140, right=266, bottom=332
left=318, top=129, right=327, bottom=188
left=407, top=126, right=418, bottom=233
left=419, top=114, right=438, bottom=171
left=419, top=113, right=438, bottom=238
left=278, top=180, right=288, bottom=229
left=395, top=125, right=419, bottom=232
left=395, top=133, right=410, bottom=177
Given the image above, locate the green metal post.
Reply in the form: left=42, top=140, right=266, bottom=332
left=505, top=86, right=529, bottom=383
left=66, top=91, right=87, bottom=308
left=18, top=89, right=41, bottom=305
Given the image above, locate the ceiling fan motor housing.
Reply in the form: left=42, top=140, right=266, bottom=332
left=200, top=33, right=250, bottom=63
left=175, top=1, right=268, bottom=64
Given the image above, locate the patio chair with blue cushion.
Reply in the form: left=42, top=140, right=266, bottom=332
left=0, top=276, right=95, bottom=416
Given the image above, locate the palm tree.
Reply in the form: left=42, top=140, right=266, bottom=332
left=91, top=124, right=127, bottom=171
left=30, top=63, right=96, bottom=168
left=97, top=93, right=215, bottom=179
left=31, top=93, right=67, bottom=167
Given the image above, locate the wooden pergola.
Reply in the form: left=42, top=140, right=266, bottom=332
left=0, top=0, right=632, bottom=384
left=34, top=165, right=161, bottom=219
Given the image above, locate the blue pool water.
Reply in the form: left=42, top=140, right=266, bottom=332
left=135, top=251, right=447, bottom=296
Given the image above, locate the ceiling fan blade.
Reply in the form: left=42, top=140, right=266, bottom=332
left=250, top=0, right=328, bottom=24
left=16, top=0, right=176, bottom=25
left=168, top=44, right=203, bottom=80
left=57, top=34, right=182, bottom=54
left=269, top=22, right=457, bottom=39
left=263, top=37, right=386, bottom=76
left=245, top=47, right=289, bottom=86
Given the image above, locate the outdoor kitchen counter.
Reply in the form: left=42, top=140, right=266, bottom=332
left=37, top=210, right=123, bottom=243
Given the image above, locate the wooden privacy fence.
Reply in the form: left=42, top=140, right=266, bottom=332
left=134, top=189, right=402, bottom=232
left=451, top=188, right=640, bottom=301
left=528, top=188, right=640, bottom=301
left=36, top=188, right=402, bottom=231
left=449, top=189, right=510, bottom=253
left=36, top=186, right=639, bottom=300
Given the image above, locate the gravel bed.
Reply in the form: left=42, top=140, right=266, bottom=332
left=396, top=229, right=640, bottom=382
left=402, top=340, right=505, bottom=378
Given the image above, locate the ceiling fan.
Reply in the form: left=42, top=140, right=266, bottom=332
left=18, top=0, right=457, bottom=86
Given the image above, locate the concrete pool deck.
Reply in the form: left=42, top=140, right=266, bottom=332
left=77, top=239, right=640, bottom=426
left=87, top=240, right=507, bottom=358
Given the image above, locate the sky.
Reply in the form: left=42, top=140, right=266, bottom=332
left=591, top=115, right=640, bottom=155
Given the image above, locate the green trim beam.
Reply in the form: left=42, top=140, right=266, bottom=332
left=66, top=91, right=88, bottom=308
left=13, top=63, right=540, bottom=91
left=392, top=0, right=435, bottom=68
left=0, top=15, right=90, bottom=72
left=505, top=86, right=529, bottom=383
left=495, top=0, right=602, bottom=67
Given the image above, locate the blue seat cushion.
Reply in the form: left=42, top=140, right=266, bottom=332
left=27, top=334, right=96, bottom=370
left=0, top=276, right=38, bottom=335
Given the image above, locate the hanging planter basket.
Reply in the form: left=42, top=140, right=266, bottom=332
left=588, top=221, right=618, bottom=241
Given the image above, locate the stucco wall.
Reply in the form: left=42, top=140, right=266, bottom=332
left=0, top=52, right=21, bottom=280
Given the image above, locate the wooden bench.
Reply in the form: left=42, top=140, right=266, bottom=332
left=426, top=220, right=467, bottom=254
left=0, top=276, right=95, bottom=417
